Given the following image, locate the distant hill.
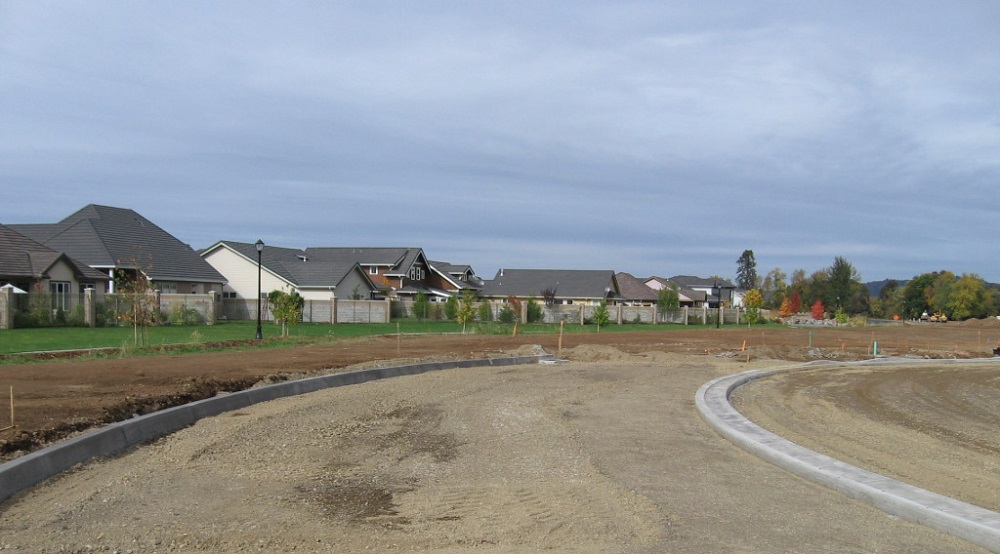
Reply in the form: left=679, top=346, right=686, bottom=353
left=865, top=279, right=908, bottom=297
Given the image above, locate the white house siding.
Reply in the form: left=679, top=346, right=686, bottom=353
left=299, top=289, right=334, bottom=301
left=204, top=247, right=291, bottom=299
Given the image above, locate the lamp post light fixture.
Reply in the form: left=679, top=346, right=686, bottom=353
left=255, top=239, right=264, bottom=341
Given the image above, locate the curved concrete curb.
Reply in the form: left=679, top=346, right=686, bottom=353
left=696, top=357, right=1000, bottom=553
left=0, top=354, right=552, bottom=506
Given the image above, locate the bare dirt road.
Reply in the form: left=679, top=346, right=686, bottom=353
left=0, top=323, right=998, bottom=552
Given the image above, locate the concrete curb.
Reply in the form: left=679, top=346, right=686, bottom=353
left=0, top=354, right=551, bottom=506
left=696, top=357, right=1000, bottom=553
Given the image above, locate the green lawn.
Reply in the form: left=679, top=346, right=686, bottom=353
left=0, top=320, right=773, bottom=357
left=0, top=321, right=454, bottom=355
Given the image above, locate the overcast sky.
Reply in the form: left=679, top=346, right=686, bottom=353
left=2, top=2, right=998, bottom=283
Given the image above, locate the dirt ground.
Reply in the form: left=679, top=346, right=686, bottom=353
left=1, top=322, right=999, bottom=552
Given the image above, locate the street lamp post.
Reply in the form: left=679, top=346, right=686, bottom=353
left=715, top=280, right=721, bottom=329
left=255, top=239, right=264, bottom=341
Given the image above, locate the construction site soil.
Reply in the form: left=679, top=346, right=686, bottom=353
left=1, top=322, right=999, bottom=552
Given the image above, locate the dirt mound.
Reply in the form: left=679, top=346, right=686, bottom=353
left=956, top=316, right=1000, bottom=328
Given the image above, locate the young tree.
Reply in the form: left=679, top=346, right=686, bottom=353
left=541, top=287, right=557, bottom=306
left=455, top=290, right=477, bottom=333
left=657, top=285, right=680, bottom=311
left=114, top=256, right=158, bottom=348
left=743, top=288, right=764, bottom=325
left=789, top=291, right=802, bottom=314
left=778, top=296, right=793, bottom=318
left=810, top=299, right=825, bottom=320
left=735, top=250, right=759, bottom=291
left=268, top=290, right=304, bottom=337
left=592, top=300, right=610, bottom=331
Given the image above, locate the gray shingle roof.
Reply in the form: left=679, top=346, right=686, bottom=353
left=615, top=272, right=659, bottom=301
left=12, top=205, right=225, bottom=284
left=304, top=247, right=424, bottom=275
left=0, top=224, right=110, bottom=282
left=482, top=269, right=617, bottom=299
left=215, top=241, right=370, bottom=289
left=669, top=275, right=735, bottom=289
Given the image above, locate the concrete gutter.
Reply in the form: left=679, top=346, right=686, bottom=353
left=0, top=353, right=552, bottom=506
left=696, top=357, right=1000, bottom=553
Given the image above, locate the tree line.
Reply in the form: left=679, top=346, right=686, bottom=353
left=736, top=250, right=1000, bottom=321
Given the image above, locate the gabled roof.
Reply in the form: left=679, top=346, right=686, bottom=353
left=645, top=276, right=707, bottom=303
left=615, top=272, right=659, bottom=302
left=12, top=205, right=225, bottom=284
left=0, top=224, right=110, bottom=282
left=428, top=260, right=482, bottom=292
left=206, top=241, right=376, bottom=290
left=482, top=269, right=617, bottom=299
left=304, top=247, right=425, bottom=276
left=429, top=260, right=473, bottom=276
left=669, top=275, right=736, bottom=289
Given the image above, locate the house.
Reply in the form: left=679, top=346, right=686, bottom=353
left=643, top=276, right=708, bottom=307
left=428, top=261, right=483, bottom=297
left=200, top=243, right=464, bottom=303
left=667, top=275, right=738, bottom=308
left=304, top=247, right=437, bottom=300
left=481, top=269, right=619, bottom=306
left=0, top=224, right=110, bottom=314
left=200, top=241, right=379, bottom=302
left=10, top=205, right=225, bottom=295
left=615, top=272, right=660, bottom=306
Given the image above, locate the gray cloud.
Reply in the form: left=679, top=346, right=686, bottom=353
left=2, top=1, right=998, bottom=282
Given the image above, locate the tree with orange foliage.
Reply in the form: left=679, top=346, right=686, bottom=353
left=779, top=297, right=793, bottom=318
left=789, top=291, right=802, bottom=314
left=810, top=299, right=825, bottom=320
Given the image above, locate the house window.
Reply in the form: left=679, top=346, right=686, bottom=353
left=158, top=282, right=178, bottom=294
left=223, top=291, right=238, bottom=299
left=369, top=266, right=378, bottom=275
left=50, top=281, right=71, bottom=311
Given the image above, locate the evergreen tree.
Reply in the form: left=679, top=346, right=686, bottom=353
left=735, top=250, right=759, bottom=290
left=412, top=292, right=430, bottom=320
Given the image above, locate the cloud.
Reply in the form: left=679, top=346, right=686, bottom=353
left=1, top=2, right=999, bottom=283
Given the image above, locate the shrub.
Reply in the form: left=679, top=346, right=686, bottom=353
left=412, top=293, right=430, bottom=320
left=526, top=298, right=544, bottom=323
left=477, top=301, right=492, bottom=322
left=168, top=305, right=204, bottom=325
left=429, top=304, right=443, bottom=321
left=444, top=296, right=459, bottom=320
left=497, top=305, right=517, bottom=324
left=68, top=304, right=87, bottom=327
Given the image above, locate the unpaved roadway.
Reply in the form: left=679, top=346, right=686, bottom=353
left=1, top=341, right=996, bottom=552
